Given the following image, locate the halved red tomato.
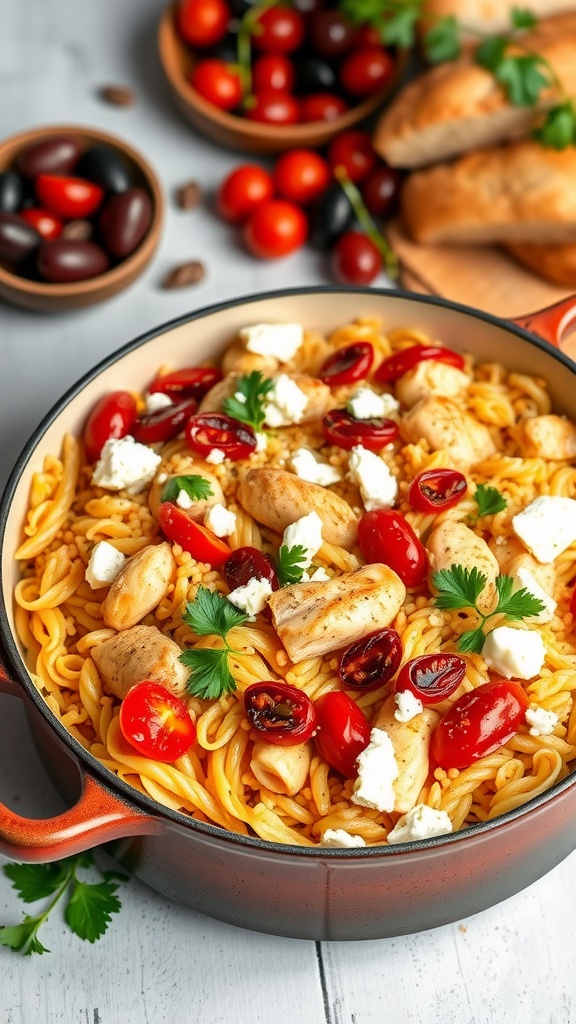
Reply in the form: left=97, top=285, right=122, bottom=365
left=119, top=681, right=196, bottom=762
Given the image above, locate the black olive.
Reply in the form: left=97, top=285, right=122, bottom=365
left=37, top=240, right=110, bottom=282
left=228, top=0, right=258, bottom=15
left=16, top=135, right=81, bottom=178
left=0, top=170, right=24, bottom=214
left=295, top=53, right=337, bottom=94
left=309, top=184, right=355, bottom=250
left=76, top=145, right=133, bottom=194
left=207, top=32, right=239, bottom=64
left=0, top=212, right=42, bottom=263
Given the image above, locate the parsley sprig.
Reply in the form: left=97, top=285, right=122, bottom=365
left=469, top=483, right=508, bottom=522
left=161, top=474, right=213, bottom=504
left=432, top=563, right=546, bottom=653
left=222, top=371, right=274, bottom=434
left=180, top=587, right=249, bottom=699
left=0, top=851, right=125, bottom=956
left=277, top=543, right=309, bottom=587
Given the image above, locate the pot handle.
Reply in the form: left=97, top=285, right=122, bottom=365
left=511, top=294, right=576, bottom=350
left=0, top=657, right=161, bottom=862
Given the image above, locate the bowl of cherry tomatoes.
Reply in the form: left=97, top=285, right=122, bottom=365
left=0, top=124, right=164, bottom=312
left=158, top=0, right=408, bottom=154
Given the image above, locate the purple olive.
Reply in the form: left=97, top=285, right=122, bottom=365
left=77, top=146, right=133, bottom=194
left=99, top=187, right=152, bottom=259
left=37, top=239, right=109, bottom=282
left=0, top=171, right=25, bottom=213
left=16, top=135, right=81, bottom=178
left=0, top=212, right=42, bottom=263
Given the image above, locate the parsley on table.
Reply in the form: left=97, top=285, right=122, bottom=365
left=277, top=544, right=309, bottom=587
left=161, top=474, right=213, bottom=504
left=432, top=563, right=546, bottom=653
left=0, top=851, right=125, bottom=956
left=180, top=586, right=249, bottom=700
left=222, top=371, right=274, bottom=434
left=469, top=483, right=508, bottom=521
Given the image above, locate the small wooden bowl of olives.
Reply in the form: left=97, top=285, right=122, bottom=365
left=0, top=125, right=164, bottom=312
left=157, top=1, right=408, bottom=155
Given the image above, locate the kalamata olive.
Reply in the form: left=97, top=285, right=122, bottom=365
left=0, top=212, right=42, bottom=263
left=37, top=239, right=109, bottom=282
left=76, top=145, right=133, bottom=194
left=308, top=10, right=355, bottom=59
left=224, top=546, right=279, bottom=593
left=229, top=0, right=258, bottom=14
left=361, top=164, right=402, bottom=219
left=294, top=54, right=337, bottom=94
left=339, top=628, right=403, bottom=692
left=16, top=135, right=81, bottom=178
left=309, top=183, right=354, bottom=250
left=99, top=187, right=152, bottom=259
left=0, top=170, right=24, bottom=213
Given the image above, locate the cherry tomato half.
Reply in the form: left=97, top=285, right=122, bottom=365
left=119, top=681, right=196, bottom=762
left=190, top=59, right=242, bottom=111
left=408, top=468, right=467, bottom=514
left=251, top=7, right=305, bottom=54
left=158, top=501, right=231, bottom=566
left=314, top=691, right=371, bottom=778
left=186, top=412, right=257, bottom=460
left=224, top=546, right=279, bottom=592
left=244, top=199, right=307, bottom=259
left=83, top=390, right=138, bottom=464
left=318, top=342, right=374, bottom=386
left=431, top=679, right=528, bottom=770
left=35, top=174, right=104, bottom=220
left=176, top=0, right=230, bottom=48
left=21, top=207, right=63, bottom=240
left=273, top=149, right=330, bottom=206
left=132, top=396, right=198, bottom=445
left=339, top=46, right=395, bottom=97
left=394, top=653, right=466, bottom=706
left=375, top=345, right=466, bottom=383
left=246, top=92, right=300, bottom=125
left=252, top=53, right=295, bottom=93
left=330, top=230, right=382, bottom=286
left=358, top=508, right=428, bottom=588
left=148, top=366, right=223, bottom=400
left=322, top=408, right=399, bottom=452
left=327, top=130, right=376, bottom=184
left=244, top=681, right=316, bottom=746
left=339, top=628, right=403, bottom=692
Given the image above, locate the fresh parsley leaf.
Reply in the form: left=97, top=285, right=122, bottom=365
left=3, top=861, right=68, bottom=903
left=65, top=879, right=122, bottom=943
left=511, top=7, right=538, bottom=29
left=183, top=586, right=248, bottom=638
left=423, top=16, right=460, bottom=63
left=475, top=34, right=507, bottom=72
left=222, top=371, right=274, bottom=433
left=180, top=646, right=237, bottom=699
left=457, top=628, right=487, bottom=655
left=534, top=101, right=576, bottom=149
left=338, top=0, right=422, bottom=48
left=495, top=53, right=550, bottom=106
left=161, top=475, right=213, bottom=505
left=495, top=581, right=546, bottom=621
left=432, top=564, right=487, bottom=610
left=277, top=544, right=309, bottom=587
left=0, top=917, right=50, bottom=956
left=471, top=483, right=508, bottom=519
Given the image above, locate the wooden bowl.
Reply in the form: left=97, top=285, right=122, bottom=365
left=0, top=125, right=164, bottom=313
left=157, top=6, right=408, bottom=155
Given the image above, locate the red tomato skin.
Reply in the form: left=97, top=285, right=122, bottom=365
left=252, top=54, right=295, bottom=93
left=318, top=341, right=374, bottom=386
left=339, top=628, right=403, bottom=692
left=375, top=345, right=466, bottom=383
left=158, top=502, right=231, bottom=566
left=322, top=408, right=399, bottom=451
left=273, top=149, right=330, bottom=206
left=185, top=412, right=256, bottom=460
left=300, top=93, right=348, bottom=122
left=314, top=691, right=371, bottom=778
left=394, top=653, right=467, bottom=706
left=119, top=681, right=196, bottom=762
left=148, top=366, right=223, bottom=399
left=176, top=0, right=230, bottom=47
left=246, top=92, right=300, bottom=125
left=252, top=7, right=305, bottom=54
left=244, top=199, right=307, bottom=259
left=35, top=175, right=104, bottom=219
left=83, top=390, right=138, bottom=464
left=431, top=679, right=529, bottom=770
left=189, top=59, right=242, bottom=110
left=330, top=230, right=382, bottom=286
left=244, top=681, right=316, bottom=746
left=132, top=397, right=198, bottom=445
left=339, top=46, right=395, bottom=97
left=21, top=207, right=63, bottom=240
left=217, top=164, right=275, bottom=224
left=358, top=509, right=428, bottom=588
left=327, top=130, right=376, bottom=184
left=407, top=468, right=467, bottom=513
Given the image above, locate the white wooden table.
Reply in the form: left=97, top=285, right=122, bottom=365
left=1, top=1, right=576, bottom=1020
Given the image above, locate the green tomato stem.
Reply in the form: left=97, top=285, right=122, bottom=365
left=334, top=166, right=399, bottom=279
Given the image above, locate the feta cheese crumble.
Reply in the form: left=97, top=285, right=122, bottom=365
left=176, top=489, right=194, bottom=510
left=85, top=541, right=126, bottom=590
left=387, top=804, right=453, bottom=845
left=227, top=577, right=273, bottom=619
left=302, top=566, right=330, bottom=583
left=346, top=387, right=399, bottom=421
left=282, top=511, right=323, bottom=568
left=290, top=447, right=342, bottom=486
left=239, top=322, right=304, bottom=362
left=321, top=829, right=366, bottom=849
left=255, top=432, right=267, bottom=453
left=394, top=690, right=424, bottom=723
left=204, top=503, right=237, bottom=537
left=512, top=566, right=556, bottom=624
left=145, top=391, right=173, bottom=414
left=348, top=445, right=398, bottom=510
left=352, top=728, right=398, bottom=813
left=263, top=374, right=308, bottom=428
left=92, top=435, right=162, bottom=494
left=206, top=448, right=226, bottom=465
left=482, top=625, right=546, bottom=680
left=525, top=705, right=558, bottom=736
left=512, top=496, right=576, bottom=563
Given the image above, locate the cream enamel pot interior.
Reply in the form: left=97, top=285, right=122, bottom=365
left=2, top=287, right=576, bottom=942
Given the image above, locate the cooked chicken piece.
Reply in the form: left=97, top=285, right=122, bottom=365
left=92, top=624, right=189, bottom=700
left=512, top=414, right=576, bottom=461
left=238, top=467, right=358, bottom=549
left=197, top=373, right=241, bottom=415
left=427, top=521, right=500, bottom=611
left=400, top=397, right=498, bottom=468
left=488, top=535, right=555, bottom=595
left=268, top=563, right=406, bottom=662
left=372, top=696, right=439, bottom=815
left=395, top=360, right=470, bottom=408
left=221, top=343, right=280, bottom=377
left=148, top=467, right=224, bottom=519
left=199, top=371, right=331, bottom=425
left=250, top=740, right=312, bottom=796
left=102, top=542, right=174, bottom=631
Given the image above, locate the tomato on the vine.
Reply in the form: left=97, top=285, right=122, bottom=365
left=186, top=411, right=257, bottom=459
left=327, top=131, right=376, bottom=184
left=224, top=546, right=279, bottom=592
left=431, top=679, right=529, bottom=770
left=273, top=149, right=330, bottom=206
left=322, top=408, right=399, bottom=451
left=83, top=390, right=137, bottom=464
left=375, top=345, right=466, bottom=383
left=394, top=654, right=466, bottom=706
left=252, top=54, right=295, bottom=93
left=339, top=629, right=403, bottom=692
left=158, top=502, right=231, bottom=566
left=408, top=468, right=467, bottom=513
left=339, top=46, right=395, bottom=97
left=330, top=230, right=382, bottom=285
left=300, top=93, right=348, bottom=122
left=318, top=342, right=374, bottom=386
left=35, top=174, right=104, bottom=219
left=246, top=92, right=300, bottom=125
left=244, top=199, right=307, bottom=258
left=217, top=164, right=275, bottom=224
left=314, top=691, right=371, bottom=777
left=148, top=366, right=222, bottom=400
left=132, top=397, right=198, bottom=445
left=119, top=681, right=196, bottom=762
left=244, top=681, right=316, bottom=745
left=251, top=6, right=305, bottom=54
left=176, top=0, right=230, bottom=48
left=189, top=59, right=242, bottom=110
left=358, top=508, right=428, bottom=588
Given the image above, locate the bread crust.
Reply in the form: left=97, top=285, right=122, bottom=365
left=505, top=240, right=576, bottom=286
left=420, top=0, right=576, bottom=36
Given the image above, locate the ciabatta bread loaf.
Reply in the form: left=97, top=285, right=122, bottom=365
left=420, top=0, right=576, bottom=38
left=505, top=241, right=576, bottom=286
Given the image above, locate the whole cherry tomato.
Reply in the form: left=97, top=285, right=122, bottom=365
left=300, top=93, right=348, bottom=122
left=431, top=679, right=529, bottom=770
left=330, top=230, right=382, bottom=285
left=339, top=628, right=402, bottom=692
left=189, top=59, right=242, bottom=110
left=322, top=408, right=399, bottom=452
left=314, top=691, right=371, bottom=777
left=158, top=502, right=231, bottom=566
left=327, top=130, right=376, bottom=184
left=148, top=366, right=223, bottom=399
left=35, top=174, right=104, bottom=219
left=318, top=341, right=374, bottom=386
left=273, top=149, right=330, bottom=206
left=308, top=10, right=355, bottom=59
left=21, top=207, right=63, bottom=240
left=252, top=53, right=295, bottom=93
left=375, top=345, right=466, bottom=383
left=251, top=6, right=305, bottom=54
left=186, top=412, right=257, bottom=459
left=361, top=164, right=402, bottom=218
left=353, top=23, right=384, bottom=47
left=339, top=46, right=395, bottom=97
left=394, top=654, right=466, bottom=706
left=246, top=92, right=300, bottom=125
left=119, top=681, right=196, bottom=762
left=358, top=508, right=428, bottom=588
left=408, top=468, right=467, bottom=513
left=217, top=164, right=275, bottom=224
left=132, top=397, right=198, bottom=445
left=176, top=0, right=230, bottom=47
left=224, top=546, right=279, bottom=592
left=244, top=199, right=307, bottom=259
left=83, top=390, right=138, bottom=464
left=244, top=681, right=316, bottom=745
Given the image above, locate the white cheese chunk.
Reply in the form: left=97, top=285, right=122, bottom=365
left=282, top=512, right=323, bottom=568
left=204, top=503, right=237, bottom=537
left=206, top=448, right=225, bottom=465
left=239, top=322, right=304, bottom=361
left=227, top=577, right=273, bottom=619
left=263, top=374, right=309, bottom=428
left=145, top=391, right=173, bottom=414
left=85, top=541, right=126, bottom=590
left=321, top=829, right=366, bottom=849
left=255, top=432, right=267, bottom=453
left=302, top=566, right=330, bottom=583
left=394, top=690, right=424, bottom=723
left=513, top=566, right=557, bottom=624
left=347, top=387, right=399, bottom=421
left=348, top=445, right=398, bottom=510
left=176, top=489, right=194, bottom=510
left=92, top=435, right=162, bottom=495
left=482, top=625, right=545, bottom=680
left=290, top=447, right=342, bottom=486
left=512, top=496, right=576, bottom=563
left=233, top=391, right=247, bottom=404
left=387, top=804, right=453, bottom=845
left=525, top=705, right=558, bottom=736
left=352, top=728, right=398, bottom=813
